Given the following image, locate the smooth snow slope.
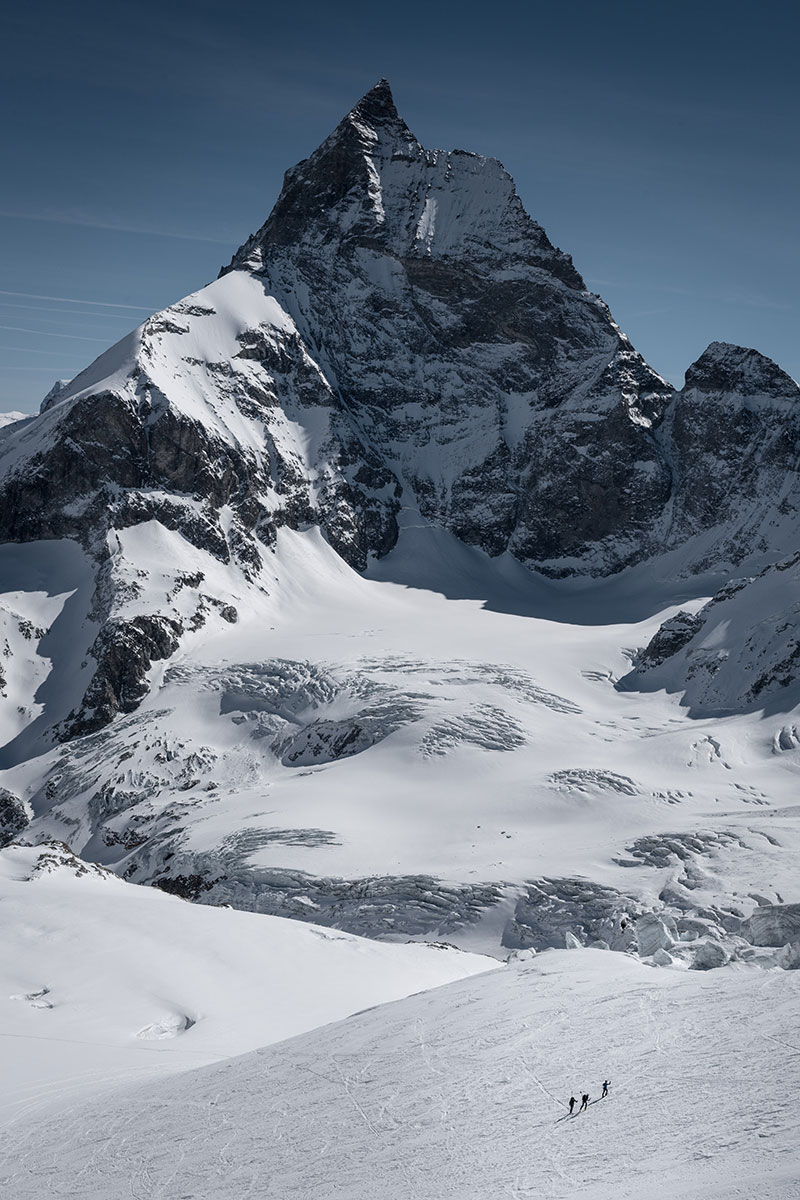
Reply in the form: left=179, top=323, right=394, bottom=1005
left=3, top=951, right=797, bottom=1200
left=0, top=842, right=493, bottom=1130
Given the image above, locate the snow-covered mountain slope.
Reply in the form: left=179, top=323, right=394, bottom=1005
left=619, top=551, right=800, bottom=716
left=3, top=525, right=799, bottom=968
left=3, top=949, right=797, bottom=1200
left=0, top=840, right=492, bottom=1126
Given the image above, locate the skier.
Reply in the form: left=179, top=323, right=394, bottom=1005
left=601, top=1080, right=609, bottom=1098
left=579, top=1093, right=589, bottom=1112
left=568, top=1095, right=576, bottom=1115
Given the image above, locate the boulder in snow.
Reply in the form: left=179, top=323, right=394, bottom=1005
left=690, top=940, right=730, bottom=970
left=635, top=912, right=675, bottom=957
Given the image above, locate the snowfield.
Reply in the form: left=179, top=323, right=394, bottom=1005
left=1, top=524, right=798, bottom=1196
left=0, top=841, right=493, bottom=1128
left=2, top=950, right=797, bottom=1199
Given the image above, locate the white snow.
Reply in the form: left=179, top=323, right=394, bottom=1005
left=3, top=522, right=799, bottom=933
left=0, top=841, right=493, bottom=1129
left=0, top=411, right=27, bottom=429
left=2, top=949, right=797, bottom=1199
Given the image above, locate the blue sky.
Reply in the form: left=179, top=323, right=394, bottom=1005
left=2, top=0, right=798, bottom=411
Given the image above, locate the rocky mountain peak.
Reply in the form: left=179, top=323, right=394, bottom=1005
left=224, top=79, right=584, bottom=286
left=684, top=342, right=799, bottom=401
left=347, top=77, right=404, bottom=130
left=325, top=75, right=420, bottom=164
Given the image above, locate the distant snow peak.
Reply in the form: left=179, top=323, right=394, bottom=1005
left=0, top=411, right=28, bottom=429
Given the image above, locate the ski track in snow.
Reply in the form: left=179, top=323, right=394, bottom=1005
left=1, top=952, right=797, bottom=1200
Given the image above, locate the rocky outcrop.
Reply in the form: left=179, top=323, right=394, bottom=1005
left=59, top=615, right=183, bottom=738
left=631, top=611, right=705, bottom=672
left=0, top=788, right=28, bottom=847
left=658, top=342, right=800, bottom=567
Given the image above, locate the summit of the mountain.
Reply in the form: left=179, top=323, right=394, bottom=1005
left=224, top=79, right=585, bottom=288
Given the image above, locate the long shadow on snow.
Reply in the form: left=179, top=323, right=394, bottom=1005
left=367, top=524, right=730, bottom=627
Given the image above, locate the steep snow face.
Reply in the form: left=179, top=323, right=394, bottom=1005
left=620, top=553, right=800, bottom=715
left=0, top=271, right=398, bottom=572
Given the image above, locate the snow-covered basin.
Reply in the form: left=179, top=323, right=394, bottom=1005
left=0, top=844, right=494, bottom=1128
left=2, top=949, right=797, bottom=1199
left=97, top=523, right=798, bottom=904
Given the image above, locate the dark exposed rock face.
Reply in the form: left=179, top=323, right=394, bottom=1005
left=59, top=615, right=184, bottom=738
left=659, top=342, right=800, bottom=565
left=0, top=788, right=28, bottom=847
left=224, top=80, right=675, bottom=577
left=628, top=611, right=705, bottom=673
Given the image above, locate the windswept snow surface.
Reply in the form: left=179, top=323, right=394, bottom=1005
left=2, top=951, right=797, bottom=1199
left=0, top=842, right=492, bottom=1129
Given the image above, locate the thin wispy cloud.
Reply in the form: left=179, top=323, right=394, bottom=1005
left=0, top=301, right=136, bottom=321
left=720, top=285, right=792, bottom=313
left=1, top=345, right=88, bottom=358
left=1, top=313, right=132, bottom=334
left=0, top=290, right=154, bottom=311
left=0, top=324, right=110, bottom=342
left=0, top=209, right=234, bottom=246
